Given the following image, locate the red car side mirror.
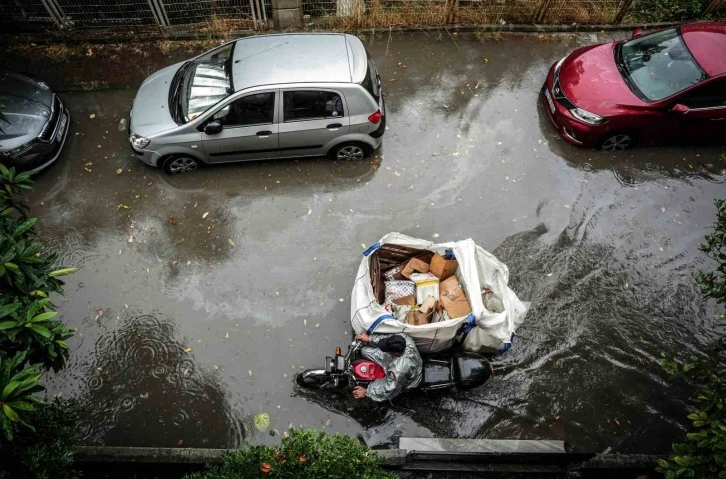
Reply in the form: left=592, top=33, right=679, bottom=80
left=632, top=28, right=643, bottom=38
left=671, top=104, right=690, bottom=114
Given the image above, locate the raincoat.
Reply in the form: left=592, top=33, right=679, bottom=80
left=362, top=333, right=422, bottom=402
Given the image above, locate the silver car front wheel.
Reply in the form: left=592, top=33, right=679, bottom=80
left=336, top=145, right=365, bottom=161
left=600, top=134, right=633, bottom=152
left=165, top=156, right=198, bottom=175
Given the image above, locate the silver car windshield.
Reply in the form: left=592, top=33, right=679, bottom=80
left=182, top=43, right=235, bottom=122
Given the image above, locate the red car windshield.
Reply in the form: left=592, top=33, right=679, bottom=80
left=617, top=28, right=707, bottom=102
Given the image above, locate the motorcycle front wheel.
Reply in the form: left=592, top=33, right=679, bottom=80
left=297, top=369, right=338, bottom=390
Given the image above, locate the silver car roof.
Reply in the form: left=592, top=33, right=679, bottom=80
left=231, top=33, right=367, bottom=92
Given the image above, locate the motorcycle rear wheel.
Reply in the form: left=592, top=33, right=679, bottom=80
left=297, top=369, right=337, bottom=390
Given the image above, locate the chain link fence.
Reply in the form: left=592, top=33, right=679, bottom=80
left=0, top=0, right=723, bottom=33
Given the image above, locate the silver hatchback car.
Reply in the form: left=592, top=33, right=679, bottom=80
left=129, top=33, right=384, bottom=174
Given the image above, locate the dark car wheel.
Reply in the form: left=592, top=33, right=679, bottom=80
left=162, top=155, right=199, bottom=175
left=330, top=142, right=371, bottom=161
left=599, top=133, right=636, bottom=152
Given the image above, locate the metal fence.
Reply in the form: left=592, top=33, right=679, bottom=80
left=0, top=0, right=271, bottom=32
left=0, top=0, right=723, bottom=33
left=302, top=0, right=726, bottom=29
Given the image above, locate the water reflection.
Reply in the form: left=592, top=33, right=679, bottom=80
left=537, top=102, right=725, bottom=185
left=77, top=311, right=246, bottom=447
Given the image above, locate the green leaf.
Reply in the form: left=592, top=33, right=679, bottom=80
left=0, top=163, right=9, bottom=176
left=3, top=262, right=18, bottom=272
left=30, top=311, right=57, bottom=323
left=12, top=218, right=37, bottom=238
left=2, top=404, right=19, bottom=422
left=1, top=380, right=21, bottom=401
left=28, top=324, right=52, bottom=339
left=687, top=413, right=700, bottom=421
left=0, top=320, right=17, bottom=330
left=56, top=340, right=69, bottom=349
left=0, top=301, right=20, bottom=319
left=254, top=413, right=270, bottom=432
left=693, top=420, right=706, bottom=427
left=0, top=207, right=15, bottom=216
left=5, top=401, right=34, bottom=412
left=48, top=267, right=77, bottom=277
left=32, top=290, right=48, bottom=298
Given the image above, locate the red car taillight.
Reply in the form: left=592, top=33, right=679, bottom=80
left=368, top=110, right=382, bottom=124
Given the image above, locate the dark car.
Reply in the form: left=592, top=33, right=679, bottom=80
left=542, top=22, right=726, bottom=151
left=0, top=71, right=70, bottom=171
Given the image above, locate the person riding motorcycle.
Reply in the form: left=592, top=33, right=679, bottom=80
left=352, top=332, right=423, bottom=402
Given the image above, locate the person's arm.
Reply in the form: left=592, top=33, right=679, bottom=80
left=355, top=333, right=387, bottom=347
left=365, top=370, right=406, bottom=402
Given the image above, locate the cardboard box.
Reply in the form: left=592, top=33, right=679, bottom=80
left=430, top=253, right=458, bottom=281
left=401, top=257, right=430, bottom=279
left=383, top=265, right=404, bottom=281
left=392, top=295, right=416, bottom=306
left=407, top=296, right=437, bottom=326
left=439, top=276, right=472, bottom=319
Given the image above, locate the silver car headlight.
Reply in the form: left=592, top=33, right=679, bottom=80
left=129, top=133, right=150, bottom=149
left=570, top=108, right=607, bottom=125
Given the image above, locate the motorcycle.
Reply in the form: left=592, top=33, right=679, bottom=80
left=297, top=335, right=493, bottom=393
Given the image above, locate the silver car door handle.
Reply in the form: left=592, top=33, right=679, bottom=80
left=327, top=123, right=342, bottom=130
left=256, top=130, right=272, bottom=137
left=710, top=118, right=725, bottom=121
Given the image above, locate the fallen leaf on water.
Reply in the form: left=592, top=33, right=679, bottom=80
left=228, top=238, right=235, bottom=246
left=614, top=417, right=621, bottom=426
left=84, top=168, right=92, bottom=173
left=304, top=319, right=307, bottom=326
left=564, top=205, right=570, bottom=209
left=432, top=233, right=440, bottom=238
left=225, top=332, right=229, bottom=339
left=324, top=419, right=331, bottom=427
left=184, top=348, right=192, bottom=353
left=546, top=273, right=553, bottom=277
left=97, top=309, right=103, bottom=317
left=202, top=212, right=209, bottom=219
left=89, top=114, right=96, bottom=119
left=555, top=416, right=560, bottom=420
left=183, top=368, right=189, bottom=376
left=315, top=324, right=320, bottom=328
left=339, top=298, right=344, bottom=303
left=249, top=370, right=253, bottom=377
left=97, top=145, right=102, bottom=149
left=176, top=439, right=183, bottom=447
left=254, top=413, right=270, bottom=431
left=97, top=367, right=102, bottom=371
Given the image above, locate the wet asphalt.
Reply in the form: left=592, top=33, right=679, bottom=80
left=26, top=32, right=725, bottom=452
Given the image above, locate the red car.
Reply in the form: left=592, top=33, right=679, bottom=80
left=543, top=22, right=726, bottom=151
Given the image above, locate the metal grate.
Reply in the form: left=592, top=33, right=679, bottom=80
left=542, top=0, right=624, bottom=24
left=163, top=0, right=271, bottom=27
left=55, top=0, right=159, bottom=28
left=0, top=0, right=58, bottom=31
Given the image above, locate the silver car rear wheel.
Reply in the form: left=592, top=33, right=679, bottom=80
left=600, top=134, right=633, bottom=152
left=164, top=156, right=198, bottom=175
left=336, top=145, right=365, bottom=161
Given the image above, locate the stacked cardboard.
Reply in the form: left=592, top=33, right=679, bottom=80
left=381, top=252, right=472, bottom=325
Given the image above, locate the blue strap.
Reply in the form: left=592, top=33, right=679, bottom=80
left=367, top=314, right=394, bottom=334
left=496, top=333, right=515, bottom=354
left=462, top=313, right=476, bottom=334
left=363, top=242, right=381, bottom=257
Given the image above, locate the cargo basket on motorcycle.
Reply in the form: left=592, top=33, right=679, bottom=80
left=351, top=233, right=530, bottom=354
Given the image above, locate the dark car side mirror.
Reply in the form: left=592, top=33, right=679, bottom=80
left=632, top=27, right=643, bottom=38
left=671, top=104, right=690, bottom=114
left=204, top=120, right=223, bottom=135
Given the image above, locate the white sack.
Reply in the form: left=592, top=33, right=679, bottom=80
left=350, top=232, right=530, bottom=354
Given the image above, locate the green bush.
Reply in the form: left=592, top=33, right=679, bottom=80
left=657, top=199, right=726, bottom=479
left=0, top=398, right=82, bottom=479
left=0, top=165, right=76, bottom=373
left=626, top=0, right=711, bottom=23
left=184, top=428, right=396, bottom=479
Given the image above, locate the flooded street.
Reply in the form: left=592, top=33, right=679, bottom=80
left=30, top=32, right=724, bottom=453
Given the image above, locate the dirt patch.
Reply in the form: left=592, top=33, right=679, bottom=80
left=0, top=39, right=226, bottom=91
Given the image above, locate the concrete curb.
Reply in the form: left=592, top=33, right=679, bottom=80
left=0, top=21, right=683, bottom=45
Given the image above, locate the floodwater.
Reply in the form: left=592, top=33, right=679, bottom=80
left=29, top=32, right=724, bottom=453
